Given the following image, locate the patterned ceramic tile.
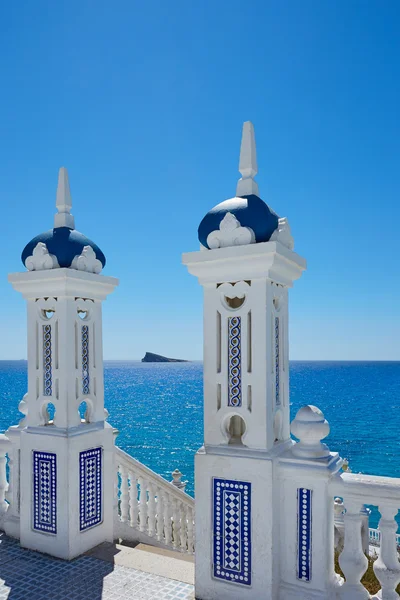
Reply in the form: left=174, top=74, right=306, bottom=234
left=80, top=447, right=102, bottom=531
left=82, top=325, right=90, bottom=395
left=228, top=316, right=241, bottom=407
left=0, top=533, right=194, bottom=599
left=33, top=451, right=56, bottom=534
left=43, top=324, right=52, bottom=396
left=297, top=488, right=312, bottom=582
left=213, top=478, right=251, bottom=586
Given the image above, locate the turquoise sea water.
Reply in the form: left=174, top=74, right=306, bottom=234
left=0, top=360, right=399, bottom=529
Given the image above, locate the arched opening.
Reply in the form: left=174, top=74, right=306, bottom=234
left=226, top=414, right=246, bottom=446
left=224, top=295, right=246, bottom=309
left=274, top=409, right=283, bottom=442
left=44, top=402, right=56, bottom=425
left=78, top=401, right=90, bottom=423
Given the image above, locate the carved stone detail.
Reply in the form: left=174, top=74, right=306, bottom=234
left=71, top=246, right=102, bottom=274
left=207, top=212, right=255, bottom=249
left=270, top=217, right=294, bottom=250
left=25, top=243, right=59, bottom=271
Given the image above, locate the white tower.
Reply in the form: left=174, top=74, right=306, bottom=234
left=183, top=123, right=306, bottom=599
left=8, top=168, right=118, bottom=559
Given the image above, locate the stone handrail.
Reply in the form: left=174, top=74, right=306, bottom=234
left=330, top=472, right=400, bottom=599
left=114, top=446, right=195, bottom=554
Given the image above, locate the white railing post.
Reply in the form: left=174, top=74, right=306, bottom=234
left=119, top=465, right=129, bottom=523
left=138, top=476, right=148, bottom=533
left=171, top=469, right=187, bottom=492
left=360, top=506, right=371, bottom=555
left=163, top=493, right=172, bottom=546
left=0, top=448, right=8, bottom=517
left=187, top=506, right=194, bottom=554
left=338, top=498, right=369, bottom=600
left=128, top=471, right=138, bottom=528
left=155, top=486, right=164, bottom=542
left=180, top=504, right=187, bottom=552
left=373, top=503, right=400, bottom=599
left=334, top=497, right=345, bottom=551
left=147, top=482, right=156, bottom=537
left=172, top=499, right=181, bottom=550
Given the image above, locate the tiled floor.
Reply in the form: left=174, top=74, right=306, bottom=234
left=0, top=535, right=195, bottom=599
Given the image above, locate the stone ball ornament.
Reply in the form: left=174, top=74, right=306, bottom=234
left=290, top=405, right=331, bottom=459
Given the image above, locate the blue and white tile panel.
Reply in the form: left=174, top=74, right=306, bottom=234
left=297, top=488, right=312, bottom=582
left=275, top=317, right=280, bottom=406
left=33, top=451, right=57, bottom=534
left=228, top=316, right=241, bottom=407
left=213, top=478, right=251, bottom=586
left=82, top=325, right=90, bottom=395
left=43, top=324, right=52, bottom=396
left=80, top=447, right=102, bottom=531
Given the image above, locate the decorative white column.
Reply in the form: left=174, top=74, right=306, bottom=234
left=183, top=122, right=306, bottom=599
left=278, top=406, right=342, bottom=600
left=8, top=168, right=118, bottom=559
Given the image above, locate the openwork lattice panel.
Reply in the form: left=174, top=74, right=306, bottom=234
left=33, top=451, right=57, bottom=534
left=213, top=478, right=251, bottom=586
left=228, top=317, right=241, bottom=407
left=43, top=324, right=52, bottom=396
left=275, top=317, right=280, bottom=405
left=80, top=447, right=102, bottom=531
left=297, top=488, right=312, bottom=581
left=82, top=325, right=90, bottom=395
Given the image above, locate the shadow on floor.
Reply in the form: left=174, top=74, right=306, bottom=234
left=0, top=534, right=117, bottom=600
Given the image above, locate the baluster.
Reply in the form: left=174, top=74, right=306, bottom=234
left=163, top=494, right=172, bottom=547
left=156, top=487, right=164, bottom=542
left=334, top=497, right=345, bottom=551
left=119, top=466, right=129, bottom=523
left=338, top=499, right=369, bottom=600
left=180, top=505, right=187, bottom=552
left=373, top=504, right=400, bottom=599
left=0, top=449, right=8, bottom=516
left=147, top=482, right=156, bottom=537
left=187, top=506, right=194, bottom=554
left=172, top=499, right=181, bottom=550
left=114, top=464, right=119, bottom=519
left=129, top=471, right=139, bottom=528
left=4, top=450, right=13, bottom=513
left=138, top=476, right=148, bottom=533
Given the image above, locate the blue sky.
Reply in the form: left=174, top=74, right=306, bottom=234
left=1, top=1, right=400, bottom=360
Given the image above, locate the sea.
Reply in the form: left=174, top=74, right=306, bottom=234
left=0, top=360, right=399, bottom=530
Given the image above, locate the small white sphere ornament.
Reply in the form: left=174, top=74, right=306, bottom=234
left=291, top=405, right=331, bottom=459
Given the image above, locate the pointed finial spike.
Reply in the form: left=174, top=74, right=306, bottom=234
left=236, top=121, right=259, bottom=197
left=54, top=167, right=75, bottom=229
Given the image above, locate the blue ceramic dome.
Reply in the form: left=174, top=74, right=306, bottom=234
left=198, top=194, right=279, bottom=249
left=21, top=227, right=106, bottom=269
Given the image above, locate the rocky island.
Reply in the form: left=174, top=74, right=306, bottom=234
left=141, top=352, right=188, bottom=363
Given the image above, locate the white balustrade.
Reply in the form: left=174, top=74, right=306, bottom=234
left=114, top=447, right=194, bottom=554
left=330, top=472, right=400, bottom=600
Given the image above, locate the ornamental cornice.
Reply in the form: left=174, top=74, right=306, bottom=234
left=182, top=241, right=306, bottom=286
left=8, top=268, right=118, bottom=300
